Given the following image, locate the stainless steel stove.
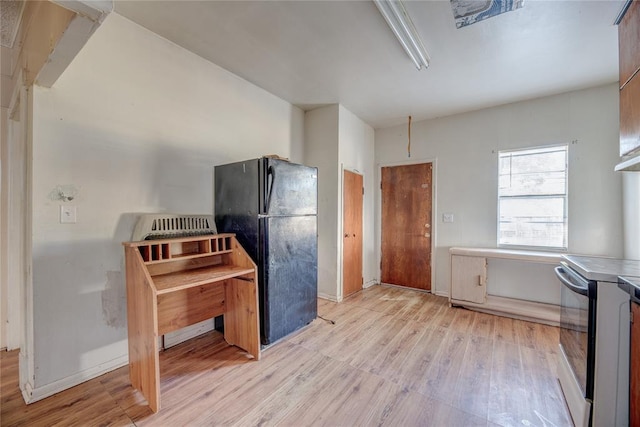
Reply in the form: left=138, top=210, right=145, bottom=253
left=555, top=255, right=640, bottom=427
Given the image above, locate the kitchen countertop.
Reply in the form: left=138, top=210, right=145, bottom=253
left=450, top=247, right=562, bottom=263
left=562, top=254, right=640, bottom=282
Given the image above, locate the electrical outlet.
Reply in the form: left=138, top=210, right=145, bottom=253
left=60, top=205, right=77, bottom=224
left=443, top=213, right=454, bottom=223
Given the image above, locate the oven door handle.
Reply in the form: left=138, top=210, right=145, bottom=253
left=555, top=266, right=589, bottom=296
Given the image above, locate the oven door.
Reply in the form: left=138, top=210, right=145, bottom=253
left=555, top=263, right=597, bottom=426
left=556, top=263, right=597, bottom=399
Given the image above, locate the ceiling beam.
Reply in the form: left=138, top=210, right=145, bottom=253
left=37, top=1, right=112, bottom=88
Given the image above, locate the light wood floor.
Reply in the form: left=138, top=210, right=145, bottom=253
left=1, top=285, right=572, bottom=426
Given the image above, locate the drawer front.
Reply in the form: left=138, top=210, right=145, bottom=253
left=619, top=0, right=640, bottom=87
left=621, top=74, right=640, bottom=157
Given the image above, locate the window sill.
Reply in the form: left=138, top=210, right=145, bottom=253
left=449, top=247, right=563, bottom=264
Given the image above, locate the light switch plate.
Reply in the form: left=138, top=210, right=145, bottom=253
left=60, top=205, right=77, bottom=224
left=443, top=213, right=454, bottom=223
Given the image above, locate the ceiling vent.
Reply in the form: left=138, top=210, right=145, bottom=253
left=1, top=1, right=25, bottom=48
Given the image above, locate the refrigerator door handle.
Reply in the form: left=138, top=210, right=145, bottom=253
left=265, top=166, right=275, bottom=214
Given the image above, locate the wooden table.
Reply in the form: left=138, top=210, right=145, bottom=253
left=123, top=234, right=260, bottom=412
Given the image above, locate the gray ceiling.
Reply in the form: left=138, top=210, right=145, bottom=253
left=114, top=0, right=625, bottom=129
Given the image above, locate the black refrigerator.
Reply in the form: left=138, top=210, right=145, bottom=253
left=214, top=157, right=318, bottom=345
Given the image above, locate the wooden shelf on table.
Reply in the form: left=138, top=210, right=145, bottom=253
left=152, top=265, right=255, bottom=294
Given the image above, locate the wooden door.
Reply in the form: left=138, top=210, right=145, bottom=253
left=343, top=170, right=363, bottom=297
left=381, top=163, right=432, bottom=291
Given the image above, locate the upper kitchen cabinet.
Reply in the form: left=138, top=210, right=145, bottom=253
left=621, top=76, right=640, bottom=157
left=617, top=0, right=640, bottom=170
left=619, top=0, right=640, bottom=88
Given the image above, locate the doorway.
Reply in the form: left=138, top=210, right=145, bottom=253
left=342, top=169, right=363, bottom=298
left=380, top=162, right=432, bottom=291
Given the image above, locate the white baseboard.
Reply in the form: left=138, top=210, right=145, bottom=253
left=363, top=280, right=378, bottom=289
left=318, top=282, right=378, bottom=302
left=318, top=292, right=340, bottom=302
left=21, top=378, right=34, bottom=405
left=450, top=295, right=560, bottom=326
left=19, top=350, right=33, bottom=404
left=21, top=354, right=128, bottom=404
left=163, top=319, right=216, bottom=349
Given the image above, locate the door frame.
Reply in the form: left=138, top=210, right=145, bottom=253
left=376, top=158, right=437, bottom=294
left=2, top=76, right=36, bottom=402
left=2, top=73, right=30, bottom=352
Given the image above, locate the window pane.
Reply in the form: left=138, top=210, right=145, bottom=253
left=508, top=149, right=566, bottom=174
left=498, top=145, right=568, bottom=249
left=500, top=197, right=565, bottom=222
left=499, top=221, right=566, bottom=247
left=500, top=170, right=566, bottom=196
left=499, top=197, right=566, bottom=247
left=499, top=148, right=567, bottom=196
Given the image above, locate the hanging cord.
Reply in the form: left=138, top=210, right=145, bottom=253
left=318, top=315, right=335, bottom=325
left=407, top=115, right=412, bottom=158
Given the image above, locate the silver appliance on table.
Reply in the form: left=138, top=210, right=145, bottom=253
left=555, top=255, right=640, bottom=427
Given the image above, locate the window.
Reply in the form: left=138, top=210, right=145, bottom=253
left=498, top=145, right=568, bottom=249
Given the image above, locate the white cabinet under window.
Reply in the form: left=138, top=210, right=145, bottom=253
left=450, top=255, right=486, bottom=304
left=449, top=247, right=562, bottom=325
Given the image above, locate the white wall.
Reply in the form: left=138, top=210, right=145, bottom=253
left=623, top=173, right=640, bottom=260
left=488, top=259, right=559, bottom=304
left=338, top=105, right=376, bottom=290
left=304, top=104, right=375, bottom=300
left=304, top=105, right=340, bottom=299
left=376, top=84, right=623, bottom=296
left=29, top=12, right=304, bottom=394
